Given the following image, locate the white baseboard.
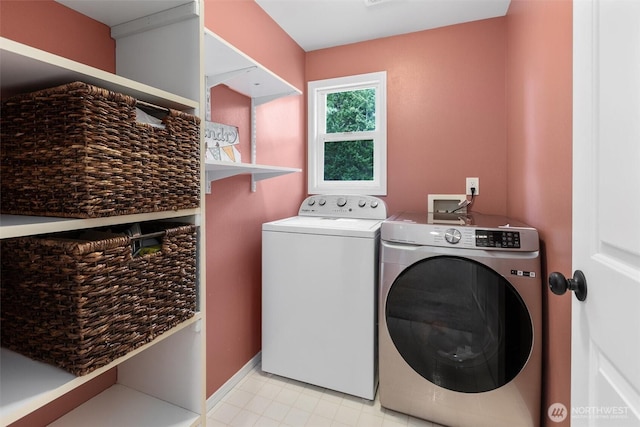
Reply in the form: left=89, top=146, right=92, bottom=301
left=206, top=351, right=262, bottom=412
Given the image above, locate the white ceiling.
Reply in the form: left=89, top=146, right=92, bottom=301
left=55, top=0, right=511, bottom=52
left=256, top=0, right=511, bottom=52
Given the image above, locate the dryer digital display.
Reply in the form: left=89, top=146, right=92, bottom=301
left=475, top=229, right=521, bottom=248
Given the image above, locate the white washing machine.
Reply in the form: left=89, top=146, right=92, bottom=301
left=379, top=212, right=542, bottom=427
left=262, top=195, right=387, bottom=400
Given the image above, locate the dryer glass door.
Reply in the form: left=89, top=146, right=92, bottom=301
left=385, top=255, right=533, bottom=393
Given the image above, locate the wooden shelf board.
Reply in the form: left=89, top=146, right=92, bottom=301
left=204, top=29, right=301, bottom=101
left=205, top=160, right=301, bottom=182
left=48, top=384, right=200, bottom=427
left=0, top=315, right=201, bottom=426
left=0, top=38, right=198, bottom=111
left=0, top=209, right=200, bottom=240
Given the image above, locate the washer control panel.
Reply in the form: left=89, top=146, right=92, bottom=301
left=299, top=195, right=387, bottom=220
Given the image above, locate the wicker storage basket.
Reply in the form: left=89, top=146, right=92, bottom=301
left=0, top=222, right=197, bottom=376
left=0, top=81, right=200, bottom=218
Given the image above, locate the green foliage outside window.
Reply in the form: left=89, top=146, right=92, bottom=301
left=326, top=89, right=376, bottom=132
left=324, top=89, right=376, bottom=181
left=324, top=140, right=374, bottom=181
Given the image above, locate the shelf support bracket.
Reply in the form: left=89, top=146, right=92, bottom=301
left=205, top=66, right=257, bottom=122
left=205, top=66, right=258, bottom=89
left=253, top=91, right=299, bottom=106
left=251, top=98, right=257, bottom=192
left=205, top=171, right=213, bottom=194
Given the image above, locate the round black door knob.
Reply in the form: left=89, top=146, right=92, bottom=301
left=549, top=270, right=588, bottom=301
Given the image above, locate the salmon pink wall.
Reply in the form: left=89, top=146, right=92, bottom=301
left=204, top=0, right=306, bottom=397
left=0, top=0, right=115, bottom=72
left=306, top=18, right=508, bottom=216
left=506, top=1, right=573, bottom=426
left=1, top=2, right=117, bottom=425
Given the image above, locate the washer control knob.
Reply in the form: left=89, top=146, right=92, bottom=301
left=307, top=198, right=316, bottom=206
left=337, top=197, right=347, bottom=207
left=358, top=200, right=367, bottom=208
left=445, top=228, right=462, bottom=244
left=318, top=199, right=326, bottom=206
left=370, top=200, right=379, bottom=208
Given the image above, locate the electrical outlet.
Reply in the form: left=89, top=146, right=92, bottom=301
left=466, top=177, right=479, bottom=196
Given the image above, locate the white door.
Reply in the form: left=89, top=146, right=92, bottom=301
left=565, top=0, right=640, bottom=426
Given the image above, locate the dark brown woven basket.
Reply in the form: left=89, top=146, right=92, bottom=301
left=0, top=81, right=200, bottom=218
left=0, top=222, right=197, bottom=376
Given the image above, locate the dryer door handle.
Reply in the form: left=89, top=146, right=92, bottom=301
left=549, top=270, right=588, bottom=302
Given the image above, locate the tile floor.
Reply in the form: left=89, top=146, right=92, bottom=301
left=207, top=366, right=444, bottom=427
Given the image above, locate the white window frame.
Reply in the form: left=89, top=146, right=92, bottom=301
left=307, top=71, right=387, bottom=195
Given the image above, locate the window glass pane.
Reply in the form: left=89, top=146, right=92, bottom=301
left=308, top=71, right=386, bottom=194
left=326, top=89, right=376, bottom=133
left=324, top=140, right=374, bottom=181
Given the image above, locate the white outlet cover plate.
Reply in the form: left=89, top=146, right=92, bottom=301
left=428, top=194, right=467, bottom=213
left=466, top=177, right=479, bottom=195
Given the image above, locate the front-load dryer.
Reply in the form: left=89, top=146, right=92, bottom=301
left=379, top=212, right=542, bottom=427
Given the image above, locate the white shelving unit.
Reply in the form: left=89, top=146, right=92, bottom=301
left=203, top=29, right=302, bottom=192
left=2, top=1, right=304, bottom=424
left=0, top=0, right=206, bottom=424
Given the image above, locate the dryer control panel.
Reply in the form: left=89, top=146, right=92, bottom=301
left=299, top=195, right=387, bottom=220
left=475, top=229, right=521, bottom=248
left=381, top=212, right=539, bottom=252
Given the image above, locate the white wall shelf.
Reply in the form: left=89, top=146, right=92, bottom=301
left=204, top=29, right=302, bottom=192
left=205, top=160, right=301, bottom=193
left=204, top=29, right=301, bottom=104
